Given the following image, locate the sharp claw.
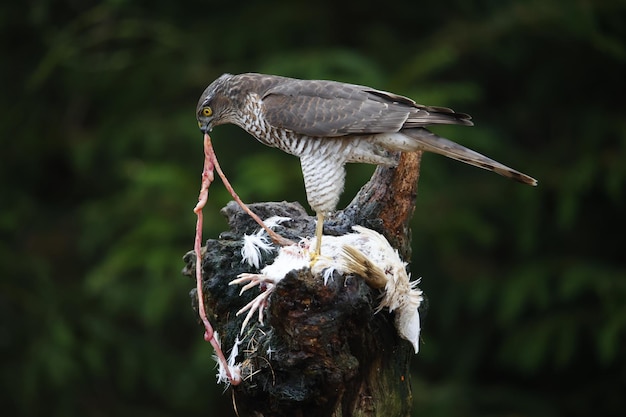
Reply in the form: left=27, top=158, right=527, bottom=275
left=231, top=273, right=275, bottom=334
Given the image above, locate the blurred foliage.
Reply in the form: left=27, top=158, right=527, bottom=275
left=1, top=0, right=625, bottom=416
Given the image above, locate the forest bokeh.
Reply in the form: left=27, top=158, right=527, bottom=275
left=2, top=0, right=625, bottom=416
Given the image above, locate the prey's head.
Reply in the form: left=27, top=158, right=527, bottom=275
left=196, top=73, right=236, bottom=133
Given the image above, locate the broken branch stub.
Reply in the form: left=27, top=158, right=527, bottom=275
left=182, top=152, right=423, bottom=417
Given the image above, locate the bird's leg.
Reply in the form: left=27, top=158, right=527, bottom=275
left=230, top=273, right=276, bottom=333
left=313, top=211, right=325, bottom=259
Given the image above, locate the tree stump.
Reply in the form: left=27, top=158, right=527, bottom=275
left=182, top=151, right=423, bottom=417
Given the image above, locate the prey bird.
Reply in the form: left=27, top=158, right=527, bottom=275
left=196, top=73, right=537, bottom=255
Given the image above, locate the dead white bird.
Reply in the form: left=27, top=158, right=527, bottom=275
left=232, top=224, right=424, bottom=353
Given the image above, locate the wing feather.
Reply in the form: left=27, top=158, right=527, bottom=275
left=261, top=79, right=472, bottom=137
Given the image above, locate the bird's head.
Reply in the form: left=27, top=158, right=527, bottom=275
left=196, top=73, right=235, bottom=133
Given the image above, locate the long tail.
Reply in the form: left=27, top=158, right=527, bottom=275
left=403, top=128, right=537, bottom=186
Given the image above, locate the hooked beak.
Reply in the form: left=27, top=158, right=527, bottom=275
left=198, top=121, right=212, bottom=134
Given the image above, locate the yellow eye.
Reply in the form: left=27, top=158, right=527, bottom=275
left=202, top=107, right=213, bottom=117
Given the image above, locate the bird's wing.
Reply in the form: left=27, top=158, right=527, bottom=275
left=261, top=79, right=471, bottom=138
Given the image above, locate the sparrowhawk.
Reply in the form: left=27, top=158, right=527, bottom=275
left=196, top=73, right=537, bottom=253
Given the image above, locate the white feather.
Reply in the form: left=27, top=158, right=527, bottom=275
left=241, top=234, right=273, bottom=268
left=240, top=216, right=291, bottom=268
left=214, top=333, right=242, bottom=385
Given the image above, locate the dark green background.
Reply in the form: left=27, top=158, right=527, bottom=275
left=2, top=1, right=625, bottom=416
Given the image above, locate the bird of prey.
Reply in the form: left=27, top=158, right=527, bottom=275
left=196, top=73, right=537, bottom=254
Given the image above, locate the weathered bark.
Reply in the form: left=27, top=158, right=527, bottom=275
left=182, top=151, right=423, bottom=417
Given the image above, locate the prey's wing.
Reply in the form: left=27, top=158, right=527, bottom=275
left=261, top=79, right=472, bottom=137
